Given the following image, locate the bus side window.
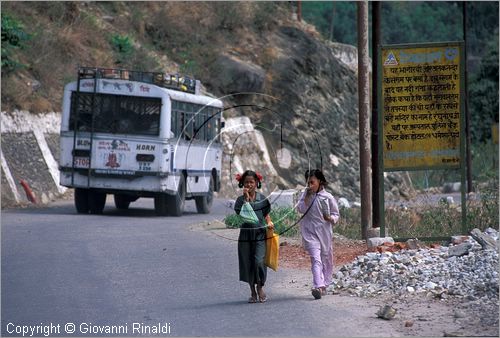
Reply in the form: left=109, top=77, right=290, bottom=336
left=180, top=111, right=186, bottom=139
left=195, top=108, right=206, bottom=141
left=215, top=113, right=221, bottom=143
left=171, top=109, right=178, bottom=138
left=206, top=109, right=214, bottom=141
left=184, top=112, right=195, bottom=141
left=171, top=101, right=181, bottom=138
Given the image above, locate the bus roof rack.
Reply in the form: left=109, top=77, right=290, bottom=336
left=77, top=66, right=199, bottom=94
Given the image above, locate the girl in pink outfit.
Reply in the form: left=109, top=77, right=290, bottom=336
left=296, top=169, right=340, bottom=300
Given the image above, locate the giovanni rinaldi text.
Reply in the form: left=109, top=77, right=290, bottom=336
left=6, top=322, right=172, bottom=336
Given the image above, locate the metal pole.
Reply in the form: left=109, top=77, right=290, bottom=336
left=463, top=2, right=473, bottom=193
left=460, top=41, right=467, bottom=235
left=357, top=0, right=372, bottom=239
left=297, top=1, right=302, bottom=22
left=329, top=2, right=334, bottom=41
left=371, top=1, right=381, bottom=229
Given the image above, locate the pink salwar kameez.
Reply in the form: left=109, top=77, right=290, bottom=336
left=297, top=189, right=340, bottom=289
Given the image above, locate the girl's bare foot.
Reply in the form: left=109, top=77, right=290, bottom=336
left=248, top=284, right=257, bottom=303
left=257, top=285, right=267, bottom=303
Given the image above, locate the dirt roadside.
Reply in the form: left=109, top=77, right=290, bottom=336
left=193, top=221, right=499, bottom=337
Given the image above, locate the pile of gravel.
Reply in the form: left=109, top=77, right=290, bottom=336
left=330, top=228, right=499, bottom=303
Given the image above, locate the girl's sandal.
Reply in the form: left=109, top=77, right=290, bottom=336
left=248, top=296, right=257, bottom=303
left=312, top=288, right=322, bottom=299
left=258, top=295, right=267, bottom=303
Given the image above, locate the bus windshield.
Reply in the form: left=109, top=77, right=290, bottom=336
left=69, top=92, right=161, bottom=136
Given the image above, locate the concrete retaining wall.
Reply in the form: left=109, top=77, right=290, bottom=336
left=1, top=111, right=66, bottom=207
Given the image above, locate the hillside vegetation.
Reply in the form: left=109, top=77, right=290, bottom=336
left=1, top=2, right=292, bottom=112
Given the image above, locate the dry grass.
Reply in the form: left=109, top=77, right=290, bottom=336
left=30, top=97, right=53, bottom=114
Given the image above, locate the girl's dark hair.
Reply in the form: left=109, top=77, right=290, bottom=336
left=238, top=170, right=262, bottom=189
left=304, top=169, right=328, bottom=186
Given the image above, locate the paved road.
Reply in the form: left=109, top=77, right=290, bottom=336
left=2, top=197, right=399, bottom=337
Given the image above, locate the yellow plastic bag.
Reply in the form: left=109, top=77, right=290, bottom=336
left=265, top=227, right=279, bottom=271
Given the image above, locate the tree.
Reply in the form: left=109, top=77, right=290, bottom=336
left=469, top=30, right=499, bottom=143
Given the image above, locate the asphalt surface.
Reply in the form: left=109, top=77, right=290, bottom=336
left=2, top=197, right=399, bottom=337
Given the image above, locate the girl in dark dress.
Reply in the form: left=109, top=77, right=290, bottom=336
left=234, top=170, right=274, bottom=303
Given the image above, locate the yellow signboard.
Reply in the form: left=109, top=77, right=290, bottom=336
left=381, top=44, right=462, bottom=170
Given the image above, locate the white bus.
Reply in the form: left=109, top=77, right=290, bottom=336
left=59, top=67, right=224, bottom=216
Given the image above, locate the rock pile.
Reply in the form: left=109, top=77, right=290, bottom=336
left=330, top=228, right=499, bottom=303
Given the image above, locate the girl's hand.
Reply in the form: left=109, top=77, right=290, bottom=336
left=264, top=214, right=274, bottom=230
left=267, top=221, right=274, bottom=231
left=323, top=215, right=332, bottom=223
left=243, top=187, right=250, bottom=201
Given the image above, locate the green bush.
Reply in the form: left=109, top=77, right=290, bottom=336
left=325, top=185, right=498, bottom=240
left=1, top=13, right=30, bottom=73
left=223, top=213, right=244, bottom=229
left=385, top=182, right=499, bottom=239
left=270, top=207, right=300, bottom=237
left=110, top=34, right=134, bottom=64
left=466, top=181, right=499, bottom=231
left=335, top=207, right=362, bottom=239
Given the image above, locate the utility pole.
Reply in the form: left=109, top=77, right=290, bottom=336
left=463, top=2, right=473, bottom=193
left=371, top=1, right=381, bottom=229
left=297, top=1, right=302, bottom=22
left=357, top=0, right=372, bottom=239
left=329, top=2, right=334, bottom=41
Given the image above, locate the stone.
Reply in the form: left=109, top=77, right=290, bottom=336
left=367, top=237, right=395, bottom=248
left=453, top=310, right=466, bottom=318
left=352, top=202, right=362, bottom=208
left=404, top=321, right=414, bottom=327
left=484, top=227, right=499, bottom=240
left=425, top=281, right=437, bottom=289
left=406, top=238, right=421, bottom=250
left=337, top=197, right=350, bottom=208
left=40, top=193, right=49, bottom=204
left=451, top=235, right=469, bottom=245
left=470, top=228, right=498, bottom=251
left=448, top=243, right=472, bottom=257
left=331, top=229, right=498, bottom=305
left=367, top=227, right=390, bottom=238
left=376, top=305, right=397, bottom=320
left=30, top=79, right=41, bottom=92
left=213, top=54, right=265, bottom=93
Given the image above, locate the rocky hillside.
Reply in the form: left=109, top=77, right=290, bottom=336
left=1, top=2, right=412, bottom=203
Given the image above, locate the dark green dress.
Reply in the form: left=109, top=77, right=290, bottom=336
left=234, top=193, right=271, bottom=286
